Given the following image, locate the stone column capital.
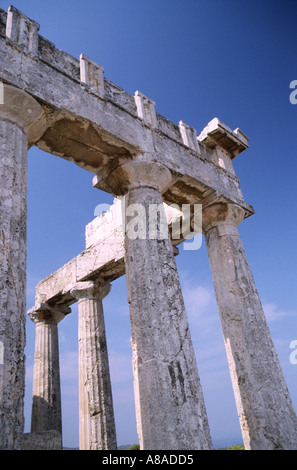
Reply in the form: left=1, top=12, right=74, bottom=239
left=28, top=303, right=71, bottom=325
left=0, top=83, right=46, bottom=144
left=202, top=202, right=246, bottom=234
left=93, top=158, right=172, bottom=196
left=70, top=279, right=111, bottom=301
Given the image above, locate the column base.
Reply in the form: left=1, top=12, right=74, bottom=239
left=22, top=431, right=62, bottom=450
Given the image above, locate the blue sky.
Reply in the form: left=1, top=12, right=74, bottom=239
left=1, top=0, right=297, bottom=449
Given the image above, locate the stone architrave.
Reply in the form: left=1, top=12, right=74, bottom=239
left=28, top=304, right=70, bottom=449
left=101, top=158, right=213, bottom=450
left=203, top=202, right=297, bottom=450
left=70, top=280, right=117, bottom=451
left=0, top=84, right=45, bottom=450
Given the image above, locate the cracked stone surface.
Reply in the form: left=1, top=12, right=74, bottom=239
left=119, top=162, right=212, bottom=450
left=203, top=203, right=297, bottom=450
left=28, top=305, right=68, bottom=448
left=71, top=280, right=117, bottom=450
left=0, top=85, right=44, bottom=449
left=1, top=5, right=296, bottom=451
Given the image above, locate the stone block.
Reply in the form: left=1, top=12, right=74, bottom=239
left=198, top=117, right=249, bottom=159
left=134, top=90, right=157, bottom=127
left=179, top=120, right=200, bottom=154
left=80, top=53, right=105, bottom=97
left=6, top=5, right=40, bottom=55
left=22, top=431, right=62, bottom=450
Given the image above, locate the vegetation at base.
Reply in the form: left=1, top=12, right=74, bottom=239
left=128, top=444, right=140, bottom=450
left=227, top=444, right=245, bottom=450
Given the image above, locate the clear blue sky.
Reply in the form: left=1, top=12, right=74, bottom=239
left=1, top=0, right=297, bottom=449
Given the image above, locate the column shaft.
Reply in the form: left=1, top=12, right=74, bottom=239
left=124, top=183, right=212, bottom=450
left=0, top=117, right=29, bottom=449
left=72, top=281, right=117, bottom=451
left=204, top=203, right=297, bottom=449
left=31, top=322, right=62, bottom=436
left=78, top=317, right=90, bottom=450
left=0, top=84, right=44, bottom=449
left=28, top=305, right=68, bottom=450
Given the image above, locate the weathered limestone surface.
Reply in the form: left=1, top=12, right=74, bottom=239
left=0, top=7, right=253, bottom=216
left=0, top=84, right=44, bottom=450
left=105, top=160, right=212, bottom=450
left=203, top=203, right=297, bottom=450
left=28, top=304, right=69, bottom=449
left=6, top=5, right=40, bottom=56
left=70, top=280, right=117, bottom=450
left=1, top=5, right=295, bottom=452
left=80, top=53, right=105, bottom=98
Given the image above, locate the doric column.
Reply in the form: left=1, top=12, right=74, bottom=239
left=70, top=280, right=117, bottom=451
left=100, top=159, right=212, bottom=450
left=28, top=304, right=69, bottom=448
left=203, top=202, right=297, bottom=450
left=0, top=84, right=45, bottom=449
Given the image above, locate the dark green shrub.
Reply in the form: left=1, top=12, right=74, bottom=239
left=129, top=444, right=140, bottom=450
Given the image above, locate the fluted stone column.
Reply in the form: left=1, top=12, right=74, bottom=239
left=70, top=280, right=117, bottom=451
left=104, top=160, right=212, bottom=450
left=0, top=84, right=45, bottom=449
left=28, top=305, right=69, bottom=448
left=203, top=202, right=297, bottom=450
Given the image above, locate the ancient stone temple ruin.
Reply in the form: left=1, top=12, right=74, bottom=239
left=0, top=5, right=297, bottom=451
